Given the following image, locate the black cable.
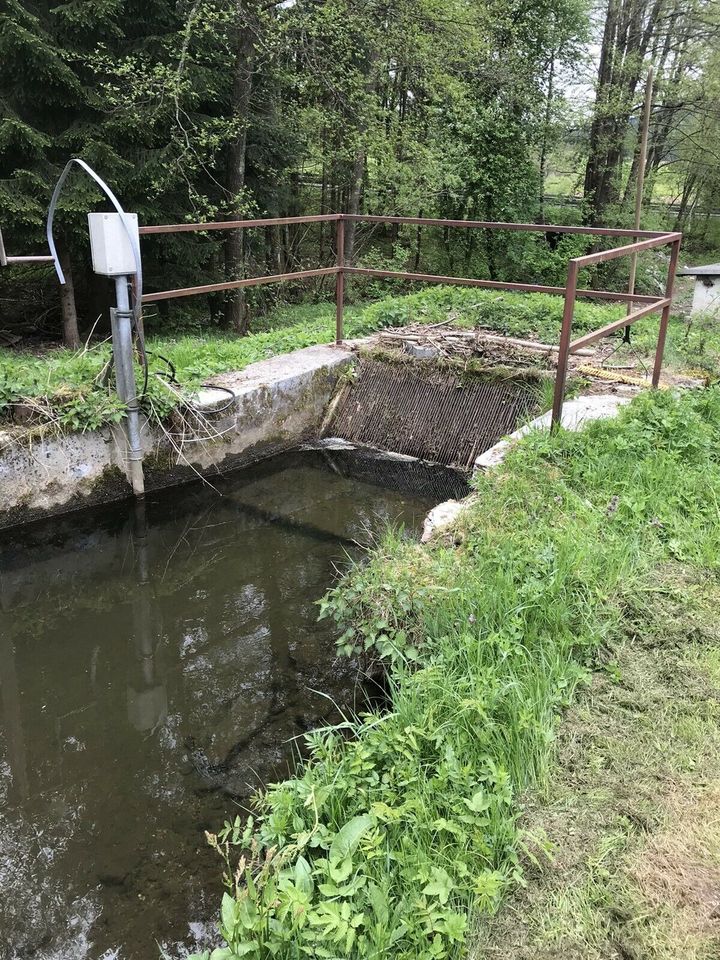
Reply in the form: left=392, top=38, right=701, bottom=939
left=194, top=384, right=236, bottom=414
left=143, top=349, right=236, bottom=415
left=145, top=350, right=178, bottom=384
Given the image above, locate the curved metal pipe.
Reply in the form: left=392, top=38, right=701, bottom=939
left=46, top=158, right=143, bottom=327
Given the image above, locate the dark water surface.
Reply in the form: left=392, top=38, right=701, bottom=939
left=0, top=447, right=468, bottom=960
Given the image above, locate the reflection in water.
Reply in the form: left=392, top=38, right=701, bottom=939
left=127, top=501, right=167, bottom=735
left=0, top=448, right=468, bottom=960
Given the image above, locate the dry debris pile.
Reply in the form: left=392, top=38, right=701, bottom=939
left=375, top=320, right=593, bottom=367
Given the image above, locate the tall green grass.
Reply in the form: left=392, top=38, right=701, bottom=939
left=2, top=286, right=713, bottom=435
left=195, top=387, right=720, bottom=960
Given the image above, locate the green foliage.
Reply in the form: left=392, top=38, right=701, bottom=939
left=0, top=345, right=126, bottom=432
left=196, top=386, right=720, bottom=959
left=0, top=0, right=596, bottom=338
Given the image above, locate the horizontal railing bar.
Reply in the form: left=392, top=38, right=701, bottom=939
left=344, top=267, right=664, bottom=304
left=344, top=214, right=670, bottom=239
left=573, top=233, right=682, bottom=268
left=139, top=213, right=675, bottom=240
left=569, top=299, right=671, bottom=353
left=139, top=214, right=342, bottom=235
left=141, top=266, right=339, bottom=302
left=5, top=255, right=56, bottom=264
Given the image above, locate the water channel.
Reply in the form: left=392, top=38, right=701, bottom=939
left=0, top=447, right=468, bottom=960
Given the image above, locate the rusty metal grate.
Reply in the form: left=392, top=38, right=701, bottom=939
left=325, top=360, right=540, bottom=470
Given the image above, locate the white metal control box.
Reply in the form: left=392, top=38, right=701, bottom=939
left=87, top=212, right=139, bottom=276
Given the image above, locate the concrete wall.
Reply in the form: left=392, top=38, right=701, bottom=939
left=691, top=276, right=720, bottom=316
left=0, top=344, right=352, bottom=529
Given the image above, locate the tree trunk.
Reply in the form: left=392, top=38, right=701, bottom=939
left=674, top=171, right=698, bottom=230
left=583, top=0, right=620, bottom=218
left=583, top=0, right=661, bottom=223
left=344, top=146, right=365, bottom=265
left=319, top=158, right=327, bottom=264
left=58, top=245, right=80, bottom=349
left=538, top=49, right=555, bottom=223
left=414, top=209, right=423, bottom=272
left=224, top=9, right=254, bottom=334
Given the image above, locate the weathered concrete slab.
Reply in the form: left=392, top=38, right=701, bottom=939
left=421, top=499, right=464, bottom=543
left=0, top=344, right=353, bottom=529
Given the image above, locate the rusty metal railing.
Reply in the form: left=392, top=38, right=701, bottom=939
left=1, top=212, right=681, bottom=430
left=0, top=227, right=55, bottom=267
left=549, top=230, right=681, bottom=427
left=138, top=213, right=681, bottom=428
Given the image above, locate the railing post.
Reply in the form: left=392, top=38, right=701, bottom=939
left=551, top=260, right=579, bottom=431
left=652, top=235, right=681, bottom=387
left=335, top=216, right=345, bottom=344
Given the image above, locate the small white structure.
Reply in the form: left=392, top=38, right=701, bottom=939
left=677, top=262, right=720, bottom=317
left=87, top=212, right=139, bottom=277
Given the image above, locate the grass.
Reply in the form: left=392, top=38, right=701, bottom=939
left=3, top=283, right=716, bottom=437
left=0, top=304, right=362, bottom=433
left=0, top=290, right=625, bottom=435
left=362, top=283, right=720, bottom=379
left=193, top=386, right=720, bottom=960
left=474, top=565, right=720, bottom=960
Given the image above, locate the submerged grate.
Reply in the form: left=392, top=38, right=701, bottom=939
left=326, top=360, right=540, bottom=470
left=314, top=446, right=471, bottom=501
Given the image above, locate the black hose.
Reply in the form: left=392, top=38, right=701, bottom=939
left=144, top=349, right=236, bottom=415
left=193, top=384, right=236, bottom=414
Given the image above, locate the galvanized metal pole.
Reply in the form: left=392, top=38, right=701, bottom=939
left=626, top=67, right=654, bottom=331
left=652, top=235, right=681, bottom=387
left=551, top=260, right=579, bottom=431
left=335, top=217, right=345, bottom=344
left=112, top=275, right=145, bottom=497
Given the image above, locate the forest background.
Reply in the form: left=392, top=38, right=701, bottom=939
left=1, top=0, right=719, bottom=346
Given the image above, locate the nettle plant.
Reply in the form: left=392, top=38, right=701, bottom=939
left=193, top=737, right=516, bottom=960
left=319, top=544, right=428, bottom=664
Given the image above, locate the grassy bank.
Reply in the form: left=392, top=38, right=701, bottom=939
left=193, top=386, right=720, bottom=960
left=475, top=563, right=720, bottom=959
left=0, top=304, right=360, bottom=433
left=0, top=290, right=628, bottom=435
